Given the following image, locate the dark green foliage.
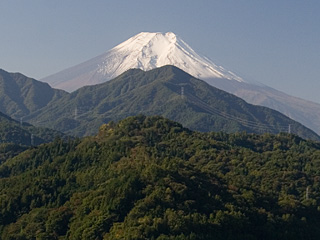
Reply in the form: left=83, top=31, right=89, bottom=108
left=0, top=143, right=27, bottom=164
left=22, top=66, right=319, bottom=140
left=1, top=115, right=320, bottom=239
left=0, top=111, right=65, bottom=146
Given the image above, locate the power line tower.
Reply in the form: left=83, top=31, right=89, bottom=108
left=31, top=134, right=34, bottom=146
left=181, top=87, right=185, bottom=99
left=288, top=124, right=291, bottom=134
left=74, top=107, right=78, bottom=120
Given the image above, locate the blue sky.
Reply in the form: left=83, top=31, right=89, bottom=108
left=1, top=0, right=320, bottom=103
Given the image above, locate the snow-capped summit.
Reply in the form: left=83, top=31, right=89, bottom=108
left=42, top=32, right=244, bottom=92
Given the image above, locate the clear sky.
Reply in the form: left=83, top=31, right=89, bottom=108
left=1, top=0, right=319, bottom=103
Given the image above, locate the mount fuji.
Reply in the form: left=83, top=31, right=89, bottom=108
left=41, top=32, right=320, bottom=135
left=42, top=32, right=244, bottom=92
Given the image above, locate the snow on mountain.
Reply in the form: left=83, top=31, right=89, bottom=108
left=42, top=32, right=244, bottom=92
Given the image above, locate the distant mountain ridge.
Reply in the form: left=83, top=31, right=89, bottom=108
left=28, top=66, right=319, bottom=140
left=1, top=67, right=318, bottom=140
left=0, top=69, right=67, bottom=120
left=40, top=32, right=320, bottom=136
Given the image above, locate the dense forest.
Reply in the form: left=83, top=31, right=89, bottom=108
left=1, top=115, right=320, bottom=239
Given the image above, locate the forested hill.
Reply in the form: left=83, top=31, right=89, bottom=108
left=1, top=115, right=320, bottom=239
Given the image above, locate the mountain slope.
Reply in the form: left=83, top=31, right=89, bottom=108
left=1, top=115, right=320, bottom=239
left=40, top=32, right=320, bottom=136
left=0, top=69, right=67, bottom=120
left=206, top=77, right=320, bottom=138
left=29, top=66, right=319, bottom=140
left=0, top=111, right=64, bottom=146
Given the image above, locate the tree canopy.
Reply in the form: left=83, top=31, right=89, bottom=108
left=1, top=115, right=320, bottom=239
